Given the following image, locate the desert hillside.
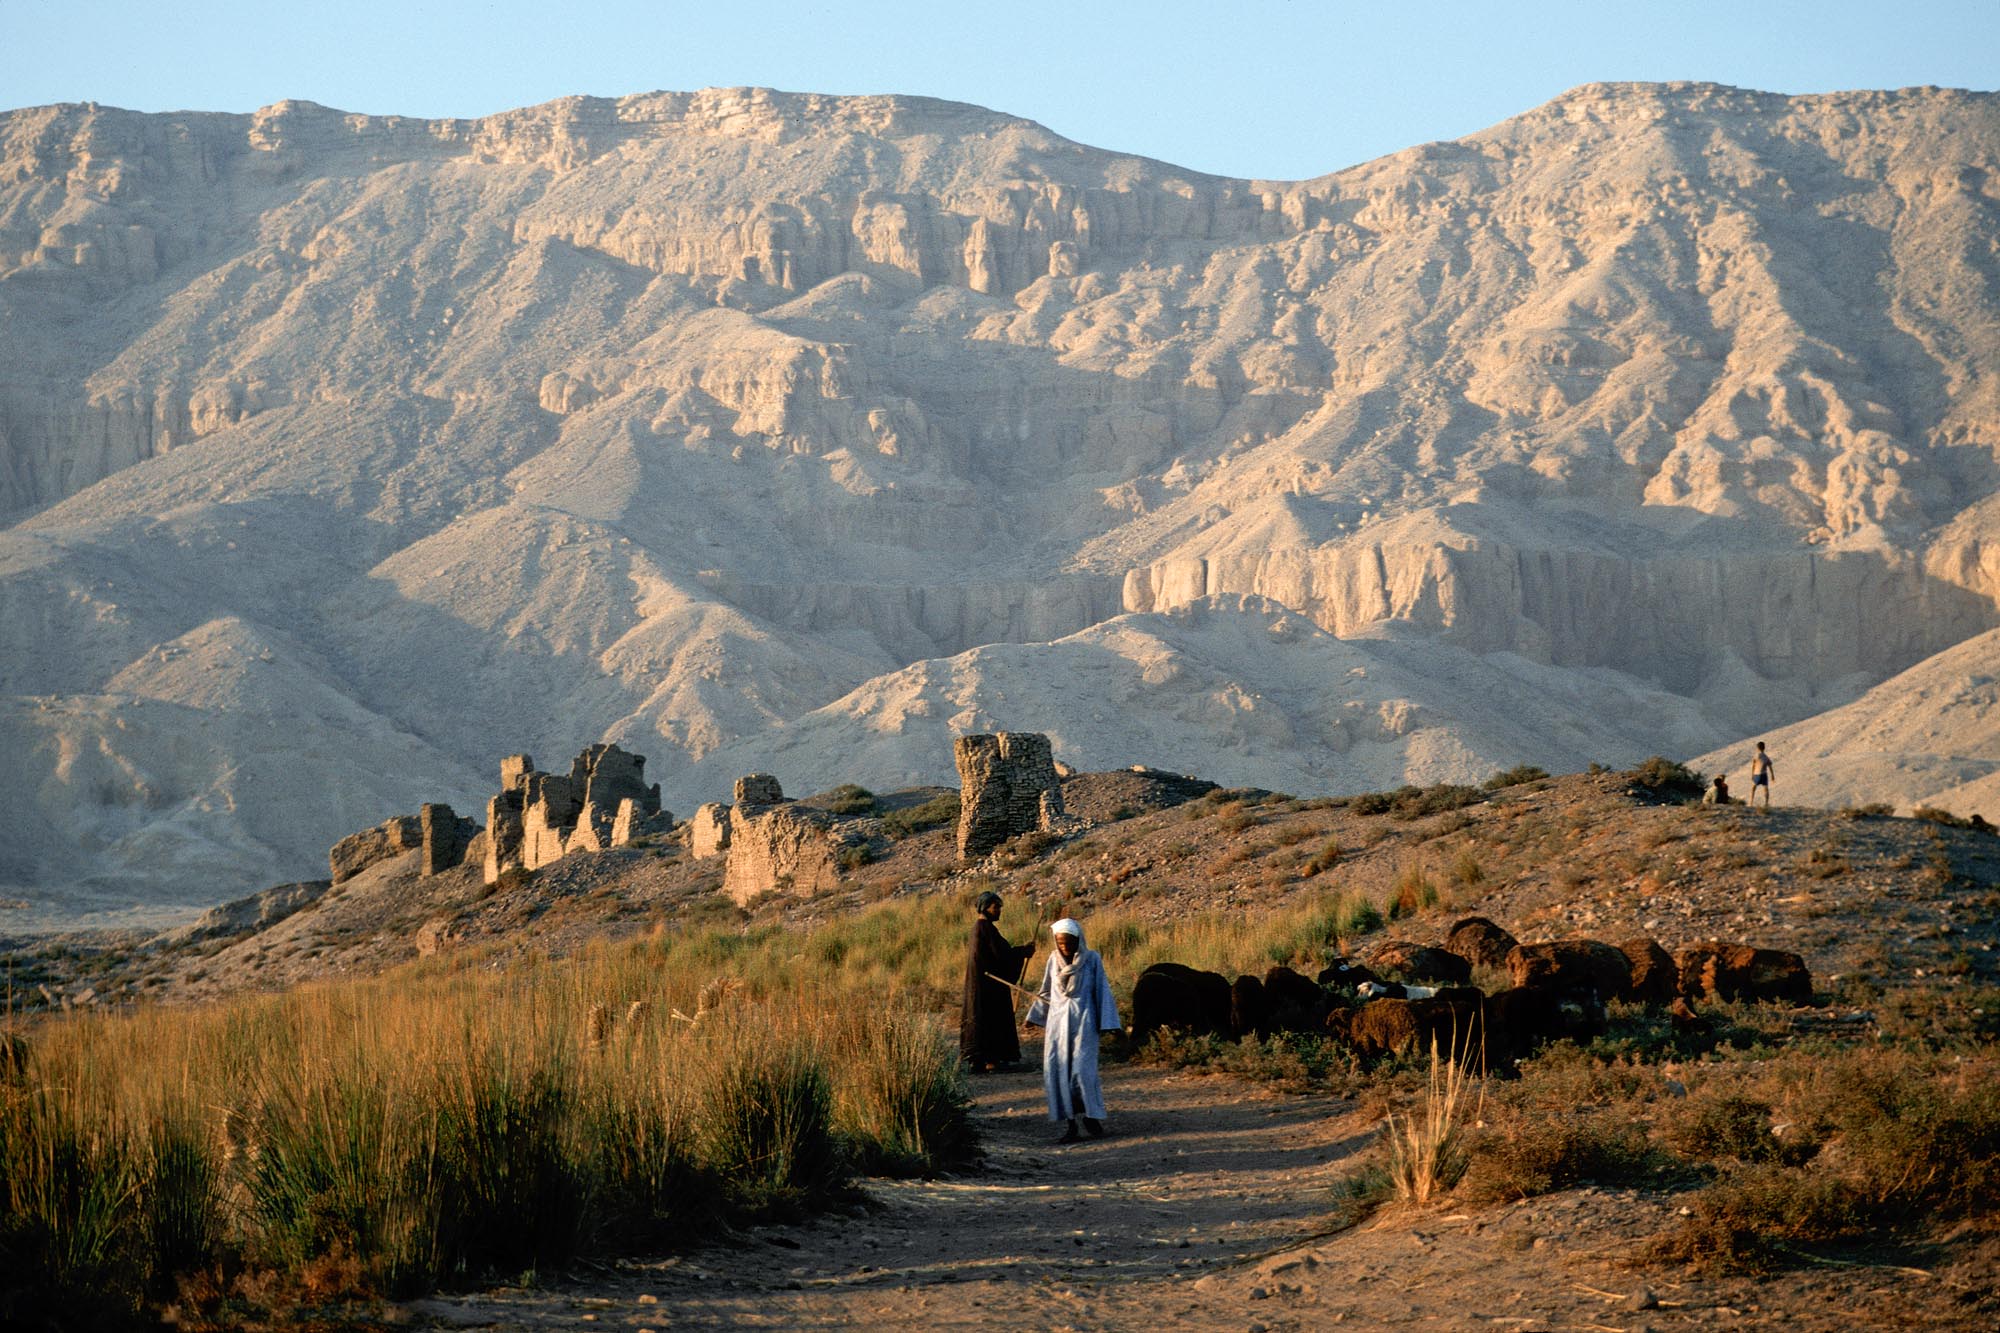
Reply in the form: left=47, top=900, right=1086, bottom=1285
left=4, top=82, right=1999, bottom=917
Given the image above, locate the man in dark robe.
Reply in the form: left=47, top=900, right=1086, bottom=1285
left=961, top=890, right=1036, bottom=1072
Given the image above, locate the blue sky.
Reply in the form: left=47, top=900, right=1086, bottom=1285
left=2, top=1, right=1994, bottom=179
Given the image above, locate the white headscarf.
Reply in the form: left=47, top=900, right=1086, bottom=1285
left=1051, top=918, right=1086, bottom=996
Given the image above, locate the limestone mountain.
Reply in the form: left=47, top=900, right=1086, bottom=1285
left=3, top=82, right=1998, bottom=921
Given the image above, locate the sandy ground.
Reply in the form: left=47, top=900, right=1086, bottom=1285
left=405, top=1058, right=1988, bottom=1333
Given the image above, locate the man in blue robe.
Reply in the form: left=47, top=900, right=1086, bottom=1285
left=1026, top=917, right=1121, bottom=1144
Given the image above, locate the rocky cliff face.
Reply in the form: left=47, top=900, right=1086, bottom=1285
left=3, top=82, right=1998, bottom=917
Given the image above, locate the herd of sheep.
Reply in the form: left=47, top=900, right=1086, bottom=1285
left=1129, top=916, right=1812, bottom=1072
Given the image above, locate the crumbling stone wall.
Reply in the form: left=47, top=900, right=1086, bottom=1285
left=481, top=745, right=667, bottom=883
left=954, top=732, right=1064, bottom=859
left=484, top=753, right=534, bottom=882
left=330, top=742, right=677, bottom=891
left=723, top=797, right=841, bottom=905
left=330, top=814, right=423, bottom=883
left=419, top=803, right=478, bottom=876
left=611, top=798, right=674, bottom=846
left=735, top=773, right=784, bottom=807
left=690, top=802, right=732, bottom=858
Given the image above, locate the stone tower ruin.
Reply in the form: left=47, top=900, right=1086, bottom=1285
left=953, top=731, right=1064, bottom=859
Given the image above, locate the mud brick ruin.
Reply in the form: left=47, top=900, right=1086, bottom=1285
left=325, top=729, right=1073, bottom=902
left=483, top=744, right=671, bottom=883
left=689, top=774, right=845, bottom=906
left=953, top=731, right=1065, bottom=858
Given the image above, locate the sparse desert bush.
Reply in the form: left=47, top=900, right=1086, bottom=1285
left=1483, top=765, right=1548, bottom=791
left=1449, top=847, right=1485, bottom=888
left=1301, top=837, right=1343, bottom=878
left=493, top=866, right=535, bottom=894
left=1388, top=863, right=1439, bottom=919
left=879, top=792, right=960, bottom=840
left=1349, top=783, right=1485, bottom=821
left=1837, top=802, right=1894, bottom=819
left=821, top=784, right=878, bottom=815
left=1662, top=1091, right=1811, bottom=1167
left=1626, top=756, right=1704, bottom=799
left=1397, top=784, right=1484, bottom=820
left=991, top=828, right=1061, bottom=868
left=1458, top=1107, right=1661, bottom=1202
left=1326, top=1163, right=1393, bottom=1230
left=1133, top=1028, right=1366, bottom=1097
left=1651, top=1048, right=2000, bottom=1270
left=1349, top=786, right=1413, bottom=816
left=1912, top=805, right=1995, bottom=834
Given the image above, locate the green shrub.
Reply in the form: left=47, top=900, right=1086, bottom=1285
left=431, top=1056, right=590, bottom=1279
left=822, top=785, right=877, bottom=815
left=832, top=1015, right=973, bottom=1177
left=699, top=1038, right=844, bottom=1215
left=880, top=793, right=960, bottom=840
left=1626, top=756, right=1704, bottom=800
left=1483, top=765, right=1549, bottom=790
left=1458, top=1108, right=1662, bottom=1202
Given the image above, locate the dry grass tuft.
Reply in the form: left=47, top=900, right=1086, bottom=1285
left=1384, top=1033, right=1480, bottom=1205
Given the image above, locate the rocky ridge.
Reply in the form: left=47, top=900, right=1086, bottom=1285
left=4, top=81, right=2000, bottom=918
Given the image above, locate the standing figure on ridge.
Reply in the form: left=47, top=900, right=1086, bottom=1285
left=960, top=890, right=1036, bottom=1073
left=1027, top=917, right=1121, bottom=1144
left=1749, top=740, right=1775, bottom=809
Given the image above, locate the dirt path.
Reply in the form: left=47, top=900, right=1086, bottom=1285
left=418, top=1062, right=1983, bottom=1332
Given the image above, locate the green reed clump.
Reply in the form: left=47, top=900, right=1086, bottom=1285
left=831, top=1011, right=974, bottom=1177
left=0, top=1084, right=144, bottom=1323
left=579, top=1081, right=715, bottom=1251
left=698, top=1025, right=844, bottom=1216
left=245, top=1065, right=443, bottom=1295
left=1256, top=889, right=1383, bottom=968
left=141, top=1106, right=225, bottom=1295
left=430, top=1054, right=590, bottom=1280
left=3, top=945, right=987, bottom=1323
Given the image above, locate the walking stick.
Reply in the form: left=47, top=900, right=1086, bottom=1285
left=983, top=971, right=1042, bottom=1002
